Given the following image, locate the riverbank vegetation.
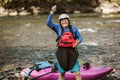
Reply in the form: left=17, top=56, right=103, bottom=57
left=0, top=0, right=120, bottom=16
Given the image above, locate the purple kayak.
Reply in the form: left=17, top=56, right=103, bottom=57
left=22, top=66, right=113, bottom=80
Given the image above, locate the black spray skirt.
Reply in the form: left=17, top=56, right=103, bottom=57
left=56, top=47, right=79, bottom=71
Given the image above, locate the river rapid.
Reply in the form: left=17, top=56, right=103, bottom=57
left=0, top=14, right=120, bottom=80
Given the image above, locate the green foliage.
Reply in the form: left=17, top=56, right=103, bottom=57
left=0, top=0, right=120, bottom=8
left=70, top=0, right=91, bottom=5
left=0, top=0, right=120, bottom=14
left=111, top=0, right=120, bottom=4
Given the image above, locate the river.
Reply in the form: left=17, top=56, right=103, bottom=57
left=0, top=13, right=120, bottom=80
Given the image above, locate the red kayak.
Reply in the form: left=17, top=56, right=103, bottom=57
left=22, top=66, right=113, bottom=80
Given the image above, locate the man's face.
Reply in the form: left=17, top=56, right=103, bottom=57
left=60, top=18, right=69, bottom=28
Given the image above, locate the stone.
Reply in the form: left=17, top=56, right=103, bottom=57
left=9, top=10, right=18, bottom=16
left=19, top=10, right=31, bottom=16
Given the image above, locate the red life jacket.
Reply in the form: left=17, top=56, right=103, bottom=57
left=58, top=32, right=76, bottom=47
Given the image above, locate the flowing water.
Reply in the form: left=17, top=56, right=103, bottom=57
left=0, top=13, right=120, bottom=79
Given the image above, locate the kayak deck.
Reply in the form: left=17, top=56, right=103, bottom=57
left=23, top=66, right=113, bottom=80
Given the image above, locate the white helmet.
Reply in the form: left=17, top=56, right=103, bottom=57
left=58, top=14, right=70, bottom=20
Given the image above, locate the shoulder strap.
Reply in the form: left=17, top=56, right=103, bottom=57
left=61, top=26, right=64, bottom=35
left=69, top=25, right=73, bottom=35
left=69, top=25, right=76, bottom=39
left=56, top=26, right=63, bottom=42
